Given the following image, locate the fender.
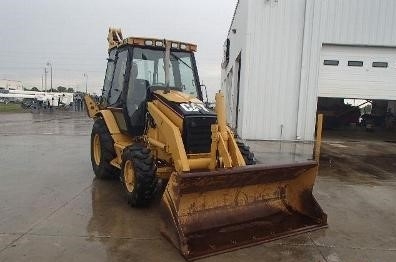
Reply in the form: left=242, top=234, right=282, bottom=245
left=94, top=110, right=121, bottom=135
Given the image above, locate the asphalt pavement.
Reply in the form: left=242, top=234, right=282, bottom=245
left=0, top=112, right=395, bottom=261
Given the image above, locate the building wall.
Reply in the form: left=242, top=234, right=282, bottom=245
left=221, top=1, right=249, bottom=133
left=222, top=0, right=307, bottom=140
left=297, top=0, right=396, bottom=140
left=223, top=0, right=396, bottom=141
left=320, top=0, right=396, bottom=46
left=318, top=45, right=396, bottom=99
left=0, top=79, right=23, bottom=90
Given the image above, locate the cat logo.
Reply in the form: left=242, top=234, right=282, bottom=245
left=180, top=103, right=209, bottom=113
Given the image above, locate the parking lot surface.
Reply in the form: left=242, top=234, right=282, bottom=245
left=0, top=112, right=395, bottom=261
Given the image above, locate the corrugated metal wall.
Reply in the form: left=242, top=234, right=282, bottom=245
left=297, top=0, right=396, bottom=141
left=221, top=1, right=248, bottom=133
left=296, top=0, right=322, bottom=141
left=239, top=0, right=306, bottom=140
left=222, top=0, right=396, bottom=141
left=320, top=0, right=396, bottom=46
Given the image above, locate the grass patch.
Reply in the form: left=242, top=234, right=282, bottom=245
left=0, top=103, right=25, bottom=113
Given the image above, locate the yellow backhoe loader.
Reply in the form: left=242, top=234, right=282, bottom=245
left=84, top=28, right=327, bottom=260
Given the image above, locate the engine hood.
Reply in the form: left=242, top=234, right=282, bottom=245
left=153, top=90, right=216, bottom=117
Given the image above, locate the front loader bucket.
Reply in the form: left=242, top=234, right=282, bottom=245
left=160, top=161, right=327, bottom=260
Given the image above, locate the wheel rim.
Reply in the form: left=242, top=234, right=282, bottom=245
left=124, top=160, right=135, bottom=193
left=93, top=134, right=101, bottom=166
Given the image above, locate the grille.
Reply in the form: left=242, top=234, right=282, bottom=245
left=183, top=116, right=217, bottom=154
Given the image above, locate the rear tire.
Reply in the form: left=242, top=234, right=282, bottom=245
left=90, top=118, right=119, bottom=179
left=237, top=141, right=256, bottom=165
left=121, top=144, right=157, bottom=207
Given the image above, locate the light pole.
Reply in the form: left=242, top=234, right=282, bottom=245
left=44, top=67, right=48, bottom=92
left=46, top=62, right=52, bottom=92
left=83, top=73, right=88, bottom=94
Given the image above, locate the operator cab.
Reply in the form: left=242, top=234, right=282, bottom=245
left=102, top=37, right=202, bottom=135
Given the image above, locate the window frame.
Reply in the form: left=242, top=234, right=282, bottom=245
left=107, top=48, right=130, bottom=106
left=102, top=48, right=117, bottom=103
left=171, top=51, right=200, bottom=98
left=372, top=61, right=388, bottom=68
left=126, top=46, right=203, bottom=101
left=323, top=59, right=339, bottom=66
left=348, top=60, right=364, bottom=67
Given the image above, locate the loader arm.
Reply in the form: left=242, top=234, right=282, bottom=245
left=83, top=95, right=100, bottom=118
left=214, top=91, right=246, bottom=167
left=147, top=101, right=190, bottom=172
left=147, top=91, right=246, bottom=173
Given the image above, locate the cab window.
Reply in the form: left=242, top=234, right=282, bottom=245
left=102, top=49, right=116, bottom=102
left=108, top=49, right=128, bottom=106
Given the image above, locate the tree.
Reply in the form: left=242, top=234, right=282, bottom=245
left=57, top=86, right=67, bottom=92
left=67, top=87, right=74, bottom=93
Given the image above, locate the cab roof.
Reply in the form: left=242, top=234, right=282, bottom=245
left=107, top=28, right=197, bottom=52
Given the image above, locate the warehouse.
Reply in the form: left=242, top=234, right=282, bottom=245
left=0, top=79, right=23, bottom=91
left=221, top=0, right=396, bottom=141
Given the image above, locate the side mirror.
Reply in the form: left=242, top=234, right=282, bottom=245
left=200, top=84, right=209, bottom=107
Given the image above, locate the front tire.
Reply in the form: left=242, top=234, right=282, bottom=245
left=90, top=118, right=119, bottom=179
left=237, top=141, right=256, bottom=165
left=121, top=144, right=157, bottom=207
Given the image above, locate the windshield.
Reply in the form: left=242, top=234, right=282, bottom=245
left=131, top=47, right=199, bottom=98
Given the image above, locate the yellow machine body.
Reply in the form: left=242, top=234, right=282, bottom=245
left=84, top=28, right=327, bottom=260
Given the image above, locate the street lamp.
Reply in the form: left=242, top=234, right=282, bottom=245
left=46, top=62, right=52, bottom=92
left=43, top=68, right=47, bottom=92
left=83, top=73, right=88, bottom=94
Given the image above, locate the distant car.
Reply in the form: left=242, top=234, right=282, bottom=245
left=0, top=98, right=10, bottom=104
left=21, top=98, right=35, bottom=109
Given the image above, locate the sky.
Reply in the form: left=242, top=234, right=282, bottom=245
left=0, top=0, right=236, bottom=98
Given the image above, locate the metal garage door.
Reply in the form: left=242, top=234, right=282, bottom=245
left=318, top=45, right=396, bottom=100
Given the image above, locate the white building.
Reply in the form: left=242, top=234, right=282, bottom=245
left=0, top=79, right=23, bottom=91
left=221, top=0, right=396, bottom=141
